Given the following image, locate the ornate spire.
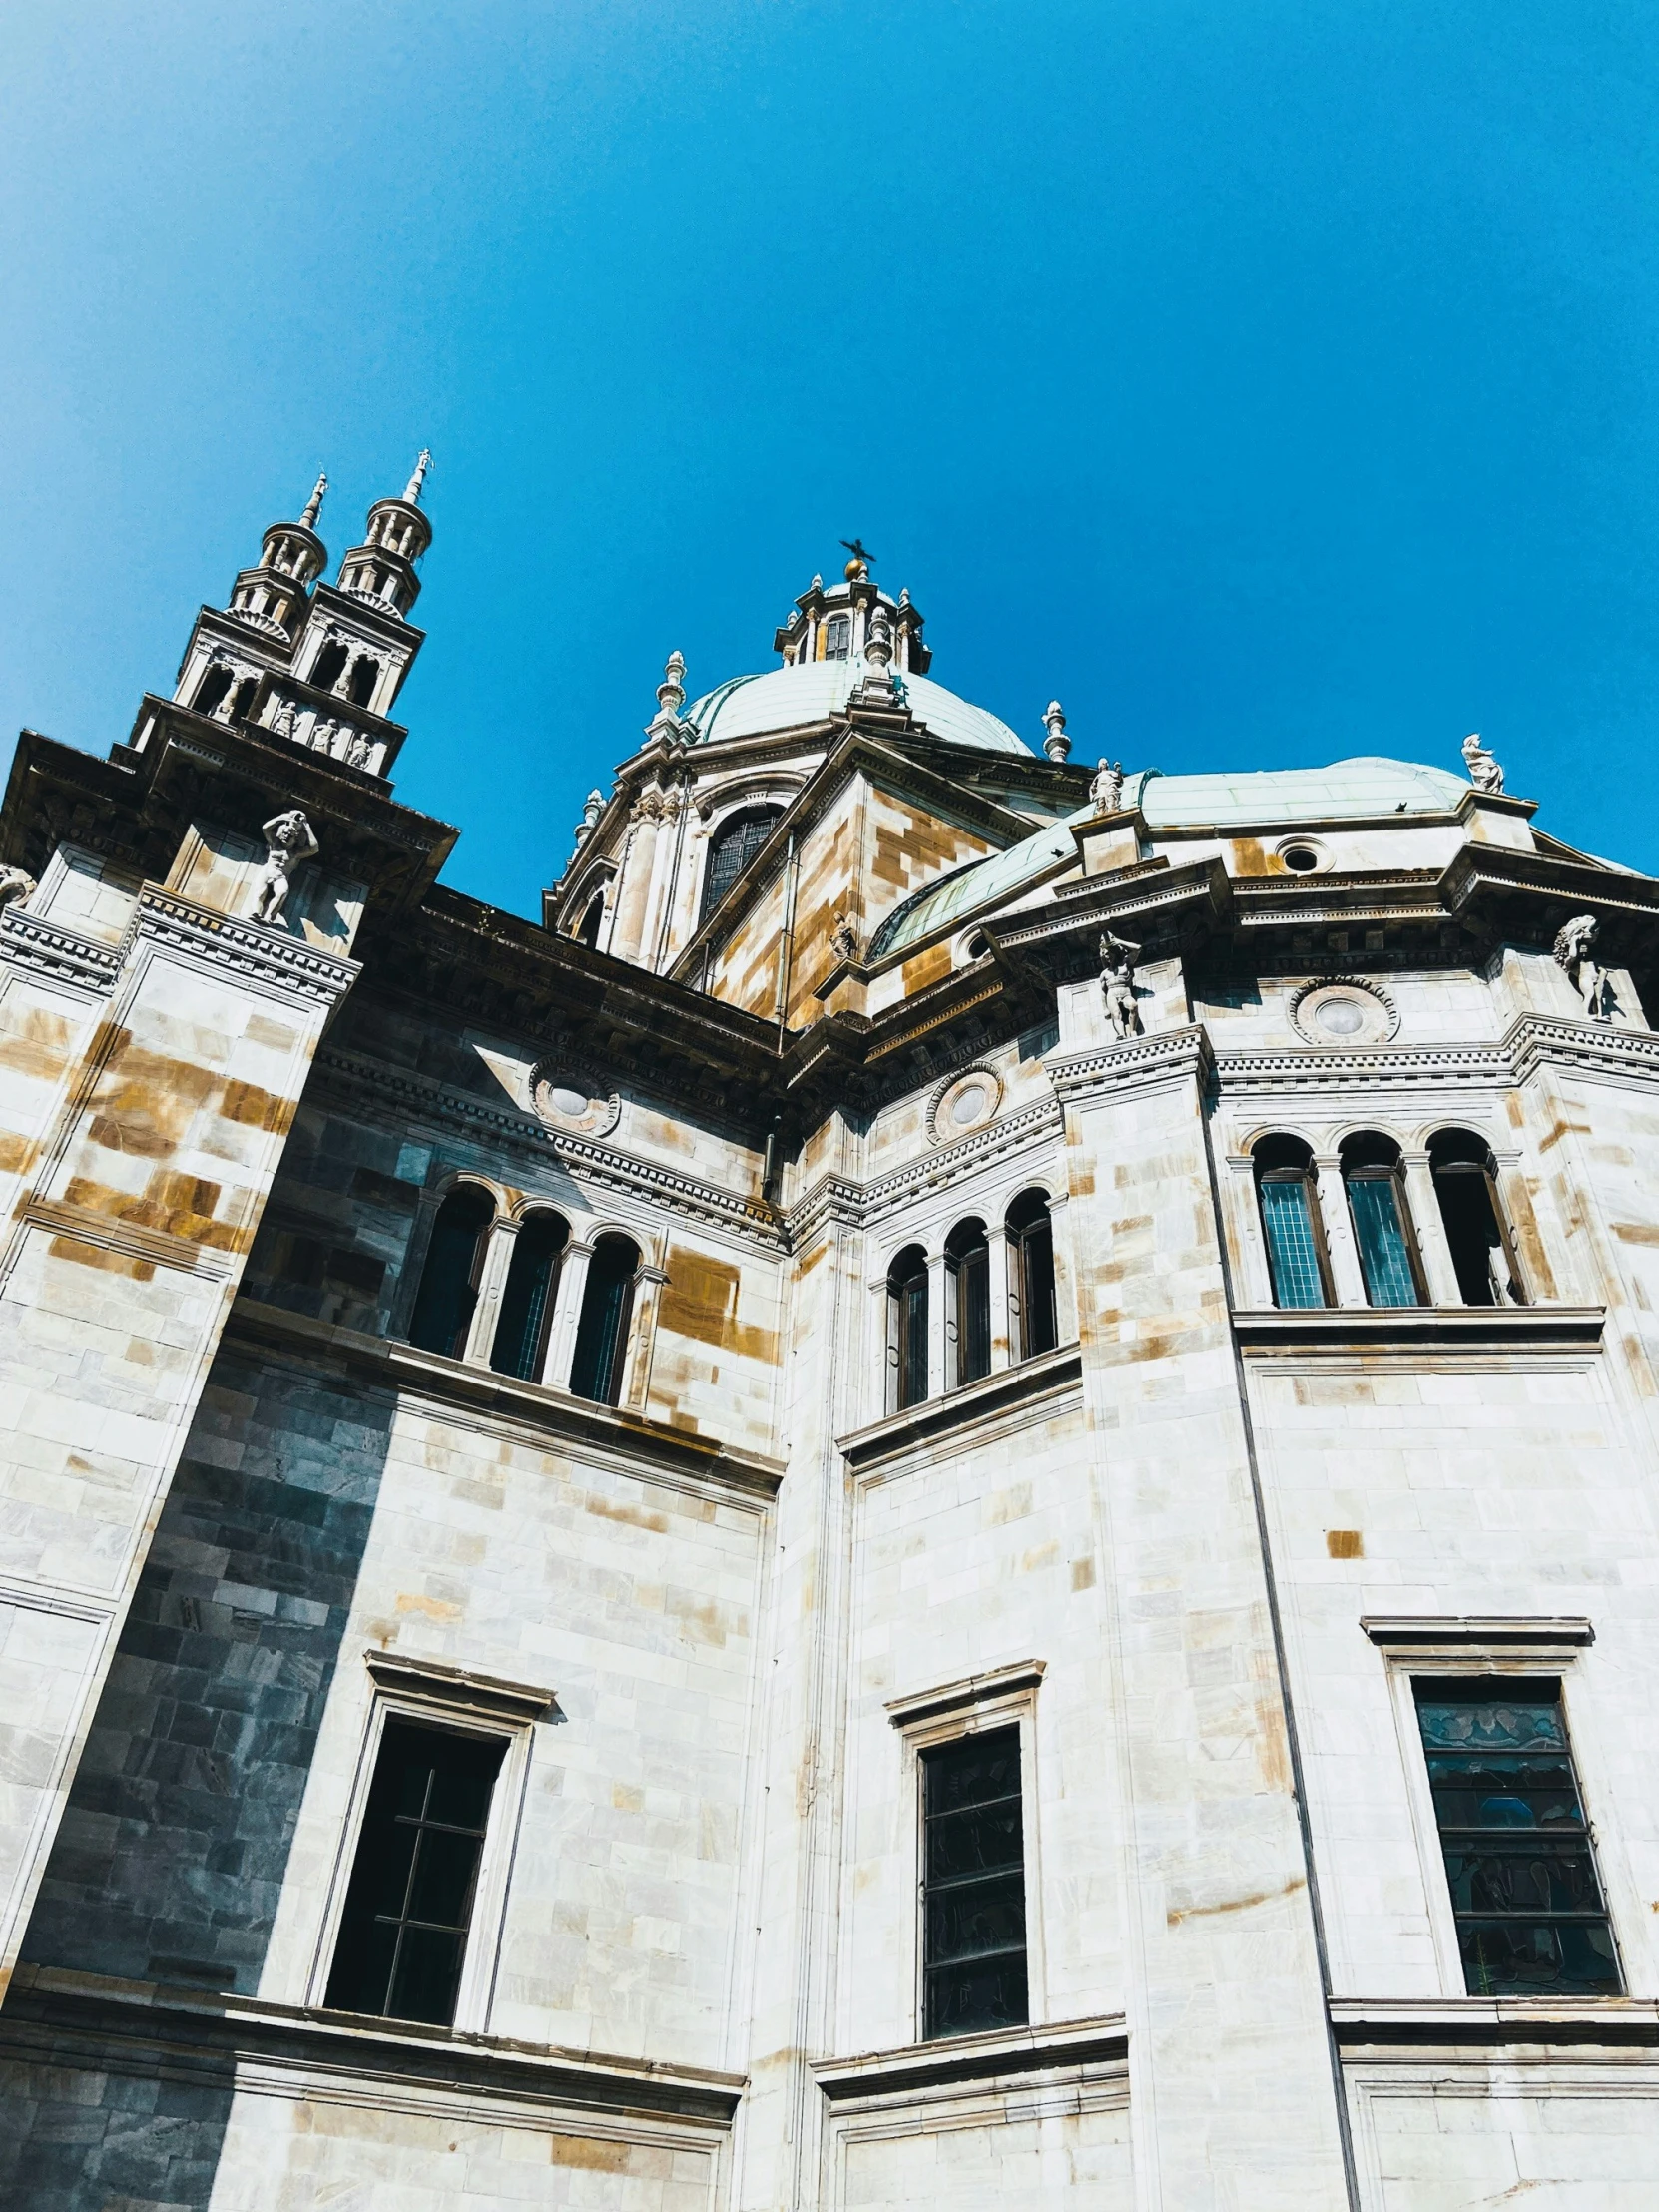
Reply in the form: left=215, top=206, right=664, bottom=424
left=1042, top=701, right=1071, bottom=763
left=403, top=449, right=432, bottom=505
left=657, top=651, right=687, bottom=718
left=300, top=472, right=327, bottom=530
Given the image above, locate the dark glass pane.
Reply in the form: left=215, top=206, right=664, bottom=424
left=354, top=1813, right=420, bottom=1918
left=701, top=809, right=782, bottom=920
left=957, top=1243, right=991, bottom=1385
left=1458, top=1918, right=1621, bottom=1997
left=388, top=1924, right=468, bottom=2026
left=895, top=1265, right=928, bottom=1409
left=926, top=1877, right=1027, bottom=1962
left=927, top=1801, right=1024, bottom=1883
left=1260, top=1176, right=1326, bottom=1309
left=925, top=1732, right=1022, bottom=1818
left=1017, top=1221, right=1058, bottom=1358
left=425, top=1739, right=503, bottom=1829
left=569, top=1239, right=638, bottom=1404
left=408, top=1191, right=491, bottom=1357
left=406, top=1828, right=484, bottom=1927
left=491, top=1216, right=566, bottom=1380
left=1347, top=1174, right=1420, bottom=1307
left=1434, top=1167, right=1509, bottom=1306
left=925, top=1952, right=1028, bottom=2039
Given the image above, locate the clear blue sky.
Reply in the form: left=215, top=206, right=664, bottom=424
left=4, top=3, right=1657, bottom=908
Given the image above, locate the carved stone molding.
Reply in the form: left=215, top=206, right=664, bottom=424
left=1045, top=1024, right=1213, bottom=1104
left=131, top=889, right=360, bottom=1006
left=0, top=909, right=122, bottom=993
left=529, top=1055, right=623, bottom=1139
left=927, top=1064, right=1003, bottom=1146
left=1288, top=974, right=1400, bottom=1046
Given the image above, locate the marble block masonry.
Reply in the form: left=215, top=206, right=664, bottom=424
left=1, top=491, right=1658, bottom=2210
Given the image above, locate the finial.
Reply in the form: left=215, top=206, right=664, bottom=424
left=300, top=472, right=327, bottom=530
left=403, top=449, right=432, bottom=505
left=865, top=602, right=894, bottom=675
left=1460, top=731, right=1503, bottom=794
left=840, top=536, right=874, bottom=582
left=574, top=790, right=605, bottom=847
left=1042, top=701, right=1071, bottom=763
left=898, top=587, right=910, bottom=608
left=811, top=573, right=823, bottom=591
left=657, top=650, right=687, bottom=718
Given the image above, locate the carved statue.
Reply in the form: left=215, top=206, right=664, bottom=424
left=1461, top=733, right=1504, bottom=794
left=253, top=810, right=319, bottom=926
left=0, top=865, right=37, bottom=914
left=1554, top=913, right=1612, bottom=1019
left=830, top=912, right=860, bottom=963
left=346, top=732, right=373, bottom=769
left=1099, top=929, right=1143, bottom=1039
left=1091, top=759, right=1124, bottom=814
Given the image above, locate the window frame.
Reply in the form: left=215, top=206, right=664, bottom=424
left=699, top=804, right=784, bottom=923
left=1341, top=1136, right=1426, bottom=1309
left=1006, top=1191, right=1059, bottom=1363
left=944, top=1219, right=992, bottom=1390
left=1371, top=1635, right=1628, bottom=2001
left=887, top=1665, right=1046, bottom=2048
left=886, top=1245, right=930, bottom=1412
left=1252, top=1137, right=1333, bottom=1311
left=307, top=1653, right=548, bottom=2034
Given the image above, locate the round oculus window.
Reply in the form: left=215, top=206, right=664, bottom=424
left=950, top=1082, right=990, bottom=1125
left=1315, top=997, right=1365, bottom=1036
left=546, top=1085, right=589, bottom=1118
left=928, top=1066, right=1004, bottom=1145
left=1282, top=845, right=1321, bottom=873
left=530, top=1060, right=622, bottom=1138
left=1288, top=978, right=1399, bottom=1047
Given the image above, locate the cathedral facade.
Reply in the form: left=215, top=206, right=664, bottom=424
left=0, top=476, right=1657, bottom=2210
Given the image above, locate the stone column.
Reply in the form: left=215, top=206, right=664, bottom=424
left=1315, top=1155, right=1369, bottom=1307
left=0, top=885, right=356, bottom=1990
left=986, top=1223, right=1012, bottom=1372
left=541, top=1239, right=594, bottom=1391
left=1048, top=1189, right=1079, bottom=1343
left=607, top=798, right=661, bottom=963
left=926, top=1250, right=948, bottom=1399
left=1401, top=1152, right=1461, bottom=1305
left=1051, top=1027, right=1354, bottom=2211
left=462, top=1214, right=520, bottom=1367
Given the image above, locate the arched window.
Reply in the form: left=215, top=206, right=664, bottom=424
left=945, top=1218, right=991, bottom=1387
left=227, top=675, right=258, bottom=722
left=347, top=656, right=379, bottom=708
left=825, top=613, right=851, bottom=660
left=888, top=1244, right=930, bottom=1410
left=407, top=1185, right=494, bottom=1358
left=700, top=806, right=782, bottom=922
left=1342, top=1133, right=1423, bottom=1308
left=569, top=1233, right=639, bottom=1405
left=490, top=1212, right=569, bottom=1381
left=574, top=882, right=608, bottom=947
left=1430, top=1130, right=1525, bottom=1306
left=194, top=664, right=234, bottom=716
left=1006, top=1191, right=1058, bottom=1361
left=1253, top=1136, right=1330, bottom=1310
left=311, top=639, right=349, bottom=692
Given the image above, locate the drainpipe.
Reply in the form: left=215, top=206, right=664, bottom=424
left=774, top=832, right=800, bottom=1049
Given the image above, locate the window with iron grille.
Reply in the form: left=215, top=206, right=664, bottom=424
left=700, top=807, right=782, bottom=921
left=1412, top=1677, right=1619, bottom=1996
left=920, top=1727, right=1028, bottom=2039
left=324, top=1720, right=506, bottom=2025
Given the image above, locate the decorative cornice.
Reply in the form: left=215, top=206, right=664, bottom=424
left=1505, top=1011, right=1659, bottom=1086
left=131, top=887, right=359, bottom=1005
left=814, top=2014, right=1128, bottom=2103
left=0, top=906, right=122, bottom=992
left=787, top=1094, right=1065, bottom=1241
left=363, top=1648, right=558, bottom=1725
left=1328, top=1995, right=1659, bottom=2051
left=312, top=1046, right=783, bottom=1248
left=1212, top=1014, right=1659, bottom=1098
left=1360, top=1615, right=1595, bottom=1650
left=884, top=1657, right=1047, bottom=1728
left=1233, top=1306, right=1604, bottom=1357
left=1046, top=1023, right=1213, bottom=1102
left=19, top=1196, right=241, bottom=1280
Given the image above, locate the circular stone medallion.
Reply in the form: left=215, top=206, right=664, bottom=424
left=929, top=1066, right=1004, bottom=1146
left=530, top=1058, right=622, bottom=1138
left=1289, top=978, right=1399, bottom=1048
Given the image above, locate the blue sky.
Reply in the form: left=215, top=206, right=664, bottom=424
left=3, top=2, right=1657, bottom=907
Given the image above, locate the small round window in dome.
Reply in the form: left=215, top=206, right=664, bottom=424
left=530, top=1057, right=622, bottom=1139
left=929, top=1066, right=1004, bottom=1146
left=1289, top=978, right=1399, bottom=1047
left=1283, top=845, right=1320, bottom=873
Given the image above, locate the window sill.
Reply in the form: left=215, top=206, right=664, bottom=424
left=229, top=1299, right=784, bottom=1498
left=3, top=1963, right=745, bottom=2120
left=1329, top=1995, right=1659, bottom=2049
left=1233, top=1306, right=1604, bottom=1356
left=814, top=2011, right=1128, bottom=2102
left=836, top=1342, right=1083, bottom=1471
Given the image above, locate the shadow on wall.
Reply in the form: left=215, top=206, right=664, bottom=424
left=8, top=1347, right=396, bottom=2208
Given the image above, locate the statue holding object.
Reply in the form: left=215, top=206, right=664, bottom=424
left=1099, top=928, right=1143, bottom=1039
left=1553, top=913, right=1612, bottom=1020
left=253, top=810, right=319, bottom=926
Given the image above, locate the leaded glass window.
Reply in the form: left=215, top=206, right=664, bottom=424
left=700, top=807, right=782, bottom=922
left=1254, top=1137, right=1328, bottom=1309
left=890, top=1246, right=929, bottom=1409
left=921, top=1727, right=1028, bottom=2039
left=325, top=1720, right=505, bottom=2025
left=1413, top=1678, right=1619, bottom=1997
left=490, top=1213, right=567, bottom=1381
left=946, top=1220, right=991, bottom=1387
left=1342, top=1135, right=1421, bottom=1307
left=825, top=613, right=851, bottom=660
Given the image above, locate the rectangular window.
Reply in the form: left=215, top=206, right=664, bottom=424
left=921, top=1726, right=1028, bottom=2039
left=1413, top=1677, right=1620, bottom=1996
left=1348, top=1172, right=1421, bottom=1308
left=325, top=1719, right=507, bottom=2025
